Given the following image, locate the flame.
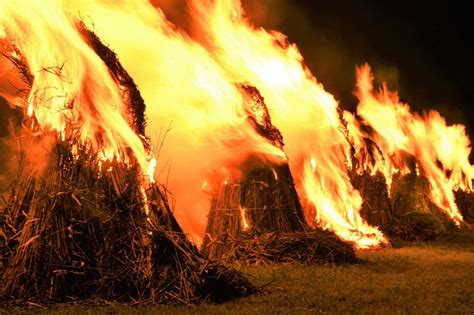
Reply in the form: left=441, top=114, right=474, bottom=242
left=0, top=0, right=153, bottom=180
left=350, top=64, right=473, bottom=224
left=239, top=206, right=250, bottom=231
left=2, top=0, right=469, bottom=249
left=61, top=0, right=286, bottom=243
left=148, top=157, right=157, bottom=183
left=310, top=158, right=317, bottom=172
left=189, top=0, right=387, bottom=248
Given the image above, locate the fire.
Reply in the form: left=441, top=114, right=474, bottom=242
left=239, top=206, right=250, bottom=231
left=189, top=0, right=387, bottom=248
left=62, top=0, right=286, bottom=243
left=349, top=64, right=473, bottom=224
left=310, top=158, right=317, bottom=172
left=1, top=0, right=471, bottom=250
left=0, top=0, right=154, bottom=181
left=8, top=0, right=388, bottom=248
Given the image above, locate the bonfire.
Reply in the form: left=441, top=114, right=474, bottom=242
left=202, top=85, right=357, bottom=265
left=0, top=8, right=254, bottom=304
left=0, top=0, right=473, bottom=305
left=344, top=64, right=474, bottom=240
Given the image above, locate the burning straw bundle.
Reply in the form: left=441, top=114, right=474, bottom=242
left=202, top=86, right=356, bottom=265
left=387, top=159, right=458, bottom=241
left=0, top=139, right=253, bottom=303
left=351, top=171, right=392, bottom=229
left=454, top=190, right=474, bottom=225
left=352, top=159, right=451, bottom=241
left=348, top=126, right=453, bottom=241
left=351, top=170, right=446, bottom=241
left=0, top=25, right=254, bottom=304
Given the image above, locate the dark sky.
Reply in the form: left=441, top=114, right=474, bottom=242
left=241, top=0, right=473, bottom=135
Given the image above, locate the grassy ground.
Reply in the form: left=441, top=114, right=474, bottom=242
left=3, top=231, right=474, bottom=314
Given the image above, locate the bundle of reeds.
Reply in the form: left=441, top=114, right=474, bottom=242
left=454, top=190, right=474, bottom=225
left=351, top=171, right=392, bottom=228
left=0, top=138, right=254, bottom=304
left=202, top=86, right=356, bottom=264
left=0, top=23, right=255, bottom=304
left=215, top=230, right=358, bottom=266
left=347, top=129, right=452, bottom=241
left=387, top=162, right=450, bottom=240
left=202, top=164, right=309, bottom=261
left=78, top=22, right=146, bottom=137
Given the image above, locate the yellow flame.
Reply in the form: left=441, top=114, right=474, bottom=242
left=148, top=157, right=157, bottom=183
left=0, top=0, right=152, bottom=179
left=189, top=0, right=387, bottom=247
left=62, top=0, right=287, bottom=243
left=310, top=158, right=317, bottom=172
left=350, top=64, right=472, bottom=224
left=239, top=206, right=250, bottom=231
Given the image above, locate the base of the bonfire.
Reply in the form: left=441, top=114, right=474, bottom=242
left=351, top=170, right=457, bottom=241
left=207, top=230, right=358, bottom=266
left=0, top=137, right=254, bottom=304
left=351, top=172, right=392, bottom=227
left=202, top=165, right=357, bottom=264
left=387, top=172, right=456, bottom=241
left=455, top=190, right=474, bottom=225
left=381, top=213, right=445, bottom=241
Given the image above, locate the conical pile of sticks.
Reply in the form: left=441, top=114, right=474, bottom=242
left=202, top=86, right=356, bottom=265
left=0, top=24, right=254, bottom=305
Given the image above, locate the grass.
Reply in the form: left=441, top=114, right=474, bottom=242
left=3, top=231, right=474, bottom=314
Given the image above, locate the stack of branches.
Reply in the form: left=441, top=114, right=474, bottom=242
left=214, top=230, right=358, bottom=266
left=0, top=139, right=254, bottom=304
left=347, top=125, right=452, bottom=241
left=0, top=23, right=255, bottom=304
left=454, top=190, right=474, bottom=225
left=202, top=86, right=356, bottom=265
left=386, top=159, right=453, bottom=241
left=346, top=124, right=393, bottom=235
left=351, top=171, right=392, bottom=229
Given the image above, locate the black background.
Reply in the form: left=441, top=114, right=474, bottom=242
left=241, top=0, right=473, bottom=136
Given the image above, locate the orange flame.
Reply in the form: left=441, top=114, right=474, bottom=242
left=188, top=0, right=387, bottom=248
left=350, top=64, right=473, bottom=224
left=62, top=0, right=286, bottom=243
left=239, top=206, right=250, bottom=231
left=0, top=0, right=154, bottom=181
left=4, top=0, right=469, bottom=248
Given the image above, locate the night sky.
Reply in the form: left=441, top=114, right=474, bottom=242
left=241, top=1, right=473, bottom=134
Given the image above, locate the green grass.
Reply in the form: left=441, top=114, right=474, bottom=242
left=3, top=232, right=474, bottom=314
